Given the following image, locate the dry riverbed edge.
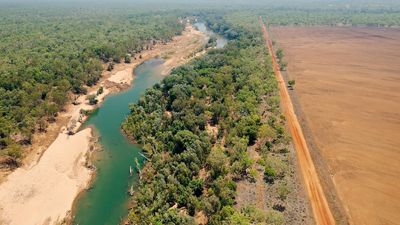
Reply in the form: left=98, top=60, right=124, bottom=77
left=0, top=24, right=207, bottom=225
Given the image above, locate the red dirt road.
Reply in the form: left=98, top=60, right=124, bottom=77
left=259, top=18, right=335, bottom=225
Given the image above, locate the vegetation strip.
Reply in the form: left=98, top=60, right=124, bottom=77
left=260, top=17, right=335, bottom=225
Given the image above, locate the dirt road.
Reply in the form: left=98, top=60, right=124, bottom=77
left=259, top=18, right=335, bottom=225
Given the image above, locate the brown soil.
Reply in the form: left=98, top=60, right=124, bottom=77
left=261, top=19, right=336, bottom=225
left=271, top=26, right=400, bottom=225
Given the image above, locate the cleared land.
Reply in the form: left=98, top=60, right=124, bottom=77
left=261, top=20, right=335, bottom=225
left=271, top=26, right=400, bottom=225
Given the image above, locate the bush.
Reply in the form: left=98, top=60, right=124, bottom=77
left=72, top=85, right=88, bottom=95
left=125, top=54, right=132, bottom=63
left=97, top=86, right=104, bottom=95
left=280, top=61, right=287, bottom=71
left=264, top=165, right=277, bottom=183
left=277, top=182, right=290, bottom=200
left=242, top=205, right=267, bottom=223
left=266, top=211, right=284, bottom=225
left=4, top=144, right=22, bottom=159
left=87, top=94, right=98, bottom=105
left=276, top=48, right=284, bottom=61
left=107, top=62, right=114, bottom=71
left=248, top=168, right=258, bottom=182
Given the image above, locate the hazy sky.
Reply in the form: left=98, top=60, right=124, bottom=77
left=0, top=0, right=398, bottom=9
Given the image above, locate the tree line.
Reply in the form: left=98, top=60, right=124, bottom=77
left=262, top=9, right=400, bottom=27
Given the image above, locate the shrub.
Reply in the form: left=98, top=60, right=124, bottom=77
left=125, top=54, right=132, bottom=63
left=97, top=86, right=104, bottom=95
left=87, top=94, right=98, bottom=105
left=107, top=62, right=114, bottom=71
left=264, top=165, right=277, bottom=183
left=266, top=211, right=284, bottom=225
left=277, top=182, right=290, bottom=200
left=4, top=144, right=22, bottom=159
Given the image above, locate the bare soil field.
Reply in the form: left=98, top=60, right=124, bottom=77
left=262, top=20, right=335, bottom=225
left=271, top=26, right=400, bottom=225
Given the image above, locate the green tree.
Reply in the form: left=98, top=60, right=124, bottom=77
left=87, top=94, right=98, bottom=105
left=107, top=62, right=114, bottom=71
left=207, top=146, right=228, bottom=178
left=125, top=54, right=132, bottom=63
left=97, top=86, right=104, bottom=95
left=288, top=79, right=295, bottom=87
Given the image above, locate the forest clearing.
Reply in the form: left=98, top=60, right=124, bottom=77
left=271, top=26, right=400, bottom=225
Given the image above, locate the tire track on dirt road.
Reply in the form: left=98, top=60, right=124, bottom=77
left=259, top=17, right=336, bottom=225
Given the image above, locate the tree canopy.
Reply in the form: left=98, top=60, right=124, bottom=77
left=0, top=6, right=185, bottom=161
left=122, top=12, right=292, bottom=224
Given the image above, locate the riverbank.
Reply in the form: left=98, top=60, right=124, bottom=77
left=0, top=129, right=93, bottom=225
left=0, top=24, right=207, bottom=225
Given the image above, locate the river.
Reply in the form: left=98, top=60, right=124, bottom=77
left=194, top=22, right=228, bottom=48
left=73, top=23, right=226, bottom=225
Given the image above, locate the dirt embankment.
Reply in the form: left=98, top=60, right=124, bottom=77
left=271, top=26, right=400, bottom=225
left=0, top=24, right=207, bottom=225
left=260, top=19, right=336, bottom=225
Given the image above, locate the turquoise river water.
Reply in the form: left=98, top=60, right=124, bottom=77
left=73, top=23, right=226, bottom=225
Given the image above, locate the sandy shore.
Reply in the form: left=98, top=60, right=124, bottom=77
left=0, top=24, right=207, bottom=225
left=0, top=129, right=93, bottom=225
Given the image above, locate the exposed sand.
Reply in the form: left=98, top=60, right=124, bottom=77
left=271, top=26, right=400, bottom=225
left=107, top=68, right=134, bottom=85
left=0, top=24, right=207, bottom=225
left=0, top=129, right=93, bottom=225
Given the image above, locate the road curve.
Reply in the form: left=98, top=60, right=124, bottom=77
left=259, top=17, right=336, bottom=225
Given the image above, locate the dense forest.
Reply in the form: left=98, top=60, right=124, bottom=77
left=0, top=6, right=184, bottom=163
left=1, top=0, right=399, bottom=165
left=122, top=13, right=307, bottom=224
